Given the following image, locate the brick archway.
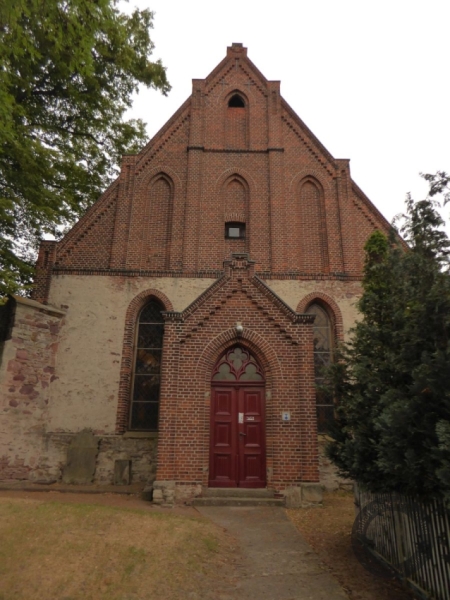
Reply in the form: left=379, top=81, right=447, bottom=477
left=209, top=344, right=267, bottom=488
left=194, top=326, right=282, bottom=390
left=297, top=292, right=344, bottom=342
left=115, top=289, right=174, bottom=433
left=192, top=327, right=282, bottom=487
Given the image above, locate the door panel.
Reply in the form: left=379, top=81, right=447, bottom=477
left=239, top=387, right=265, bottom=488
left=209, top=388, right=237, bottom=486
left=209, top=386, right=266, bottom=488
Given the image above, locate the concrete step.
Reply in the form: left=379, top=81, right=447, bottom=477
left=192, top=497, right=285, bottom=507
left=201, top=487, right=274, bottom=498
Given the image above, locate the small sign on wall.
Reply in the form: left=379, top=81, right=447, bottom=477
left=238, top=413, right=244, bottom=424
left=282, top=411, right=291, bottom=422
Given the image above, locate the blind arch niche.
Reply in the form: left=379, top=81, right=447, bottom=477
left=142, top=174, right=173, bottom=270
left=298, top=177, right=329, bottom=273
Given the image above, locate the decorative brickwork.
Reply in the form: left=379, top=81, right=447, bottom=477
left=296, top=291, right=345, bottom=342
left=153, top=256, right=319, bottom=492
left=31, top=43, right=394, bottom=306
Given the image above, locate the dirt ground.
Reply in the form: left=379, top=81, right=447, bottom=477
left=287, top=491, right=416, bottom=600
left=0, top=490, right=237, bottom=600
left=0, top=489, right=417, bottom=600
left=0, top=488, right=199, bottom=515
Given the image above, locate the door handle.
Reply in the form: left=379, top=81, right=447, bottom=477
left=239, top=432, right=246, bottom=436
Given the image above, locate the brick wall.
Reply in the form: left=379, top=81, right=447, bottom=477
left=149, top=256, right=319, bottom=493
left=32, top=44, right=392, bottom=305
left=19, top=44, right=393, bottom=494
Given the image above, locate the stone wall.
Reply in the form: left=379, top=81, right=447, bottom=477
left=0, top=297, right=65, bottom=481
left=0, top=295, right=159, bottom=485
left=44, top=433, right=158, bottom=485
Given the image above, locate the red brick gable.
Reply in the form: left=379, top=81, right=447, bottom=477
left=33, top=43, right=394, bottom=302
left=149, top=254, right=319, bottom=487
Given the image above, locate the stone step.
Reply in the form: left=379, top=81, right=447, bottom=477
left=201, top=487, right=274, bottom=498
left=192, top=497, right=285, bottom=507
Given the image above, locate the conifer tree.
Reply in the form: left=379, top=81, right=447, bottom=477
left=327, top=174, right=450, bottom=498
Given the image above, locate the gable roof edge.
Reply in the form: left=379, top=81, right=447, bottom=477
left=57, top=178, right=120, bottom=254
left=135, top=97, right=191, bottom=172
left=163, top=274, right=229, bottom=322
left=351, top=181, right=395, bottom=234
left=204, top=53, right=269, bottom=91
left=252, top=276, right=314, bottom=324
left=281, top=98, right=336, bottom=168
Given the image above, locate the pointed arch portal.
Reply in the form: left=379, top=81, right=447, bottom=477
left=209, top=345, right=266, bottom=488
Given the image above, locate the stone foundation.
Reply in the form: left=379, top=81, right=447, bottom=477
left=318, top=435, right=353, bottom=492
left=152, top=481, right=203, bottom=507
left=284, top=483, right=324, bottom=508
left=0, top=432, right=157, bottom=486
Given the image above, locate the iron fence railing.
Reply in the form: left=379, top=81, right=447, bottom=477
left=354, top=487, right=450, bottom=600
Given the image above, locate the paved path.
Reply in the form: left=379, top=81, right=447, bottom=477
left=198, top=506, right=349, bottom=600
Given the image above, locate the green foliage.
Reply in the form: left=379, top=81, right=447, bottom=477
left=0, top=0, right=170, bottom=295
left=326, top=173, right=450, bottom=499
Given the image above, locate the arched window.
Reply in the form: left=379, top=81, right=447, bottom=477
left=130, top=300, right=164, bottom=431
left=223, top=175, right=248, bottom=255
left=212, top=346, right=264, bottom=382
left=306, top=302, right=334, bottom=433
left=226, top=92, right=247, bottom=148
left=228, top=94, right=245, bottom=108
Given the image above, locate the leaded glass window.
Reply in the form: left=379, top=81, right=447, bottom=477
left=212, top=346, right=264, bottom=382
left=130, top=300, right=164, bottom=430
left=306, top=303, right=334, bottom=433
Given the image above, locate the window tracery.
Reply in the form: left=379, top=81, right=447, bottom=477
left=212, top=346, right=264, bottom=382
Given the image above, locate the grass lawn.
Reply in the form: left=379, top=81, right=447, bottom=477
left=0, top=496, right=235, bottom=600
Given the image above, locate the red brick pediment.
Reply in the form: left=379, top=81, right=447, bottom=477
left=163, top=254, right=314, bottom=347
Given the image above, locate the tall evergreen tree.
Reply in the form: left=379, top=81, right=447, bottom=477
left=327, top=175, right=450, bottom=498
left=0, top=0, right=170, bottom=296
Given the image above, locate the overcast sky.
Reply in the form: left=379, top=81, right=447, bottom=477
left=123, top=0, right=450, bottom=229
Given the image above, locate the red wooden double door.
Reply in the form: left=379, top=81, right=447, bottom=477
left=209, top=385, right=266, bottom=488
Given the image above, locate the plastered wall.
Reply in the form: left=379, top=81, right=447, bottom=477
left=266, top=278, right=362, bottom=339
left=46, top=275, right=217, bottom=433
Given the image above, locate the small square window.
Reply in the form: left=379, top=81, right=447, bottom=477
left=225, top=222, right=245, bottom=239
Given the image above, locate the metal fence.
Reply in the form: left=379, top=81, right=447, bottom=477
left=354, top=488, right=450, bottom=600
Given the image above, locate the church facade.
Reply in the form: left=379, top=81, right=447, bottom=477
left=0, top=45, right=392, bottom=504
